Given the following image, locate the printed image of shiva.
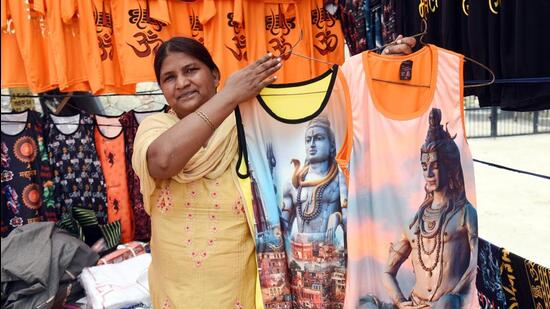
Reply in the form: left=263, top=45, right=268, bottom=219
left=280, top=115, right=348, bottom=308
left=381, top=108, right=478, bottom=309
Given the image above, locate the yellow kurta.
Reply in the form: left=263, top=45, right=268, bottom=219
left=148, top=170, right=256, bottom=309
left=132, top=113, right=259, bottom=308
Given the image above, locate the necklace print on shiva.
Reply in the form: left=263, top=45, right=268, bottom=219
left=295, top=161, right=339, bottom=226
left=415, top=201, right=451, bottom=277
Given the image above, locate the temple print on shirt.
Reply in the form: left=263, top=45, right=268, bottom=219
left=253, top=116, right=347, bottom=309
left=236, top=66, right=352, bottom=309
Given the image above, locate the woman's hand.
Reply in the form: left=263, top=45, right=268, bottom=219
left=220, top=53, right=282, bottom=104
left=382, top=35, right=417, bottom=55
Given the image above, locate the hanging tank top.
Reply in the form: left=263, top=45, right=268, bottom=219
left=341, top=45, right=479, bottom=308
left=1, top=110, right=54, bottom=237
left=236, top=65, right=352, bottom=308
left=94, top=115, right=134, bottom=243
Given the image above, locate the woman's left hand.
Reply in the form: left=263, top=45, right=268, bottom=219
left=382, top=35, right=417, bottom=55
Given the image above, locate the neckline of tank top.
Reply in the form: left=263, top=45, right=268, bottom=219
left=363, top=44, right=439, bottom=121
left=1, top=110, right=32, bottom=137
left=255, top=65, right=339, bottom=124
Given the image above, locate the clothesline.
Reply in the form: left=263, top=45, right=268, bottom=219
left=0, top=120, right=134, bottom=127
left=2, top=77, right=550, bottom=99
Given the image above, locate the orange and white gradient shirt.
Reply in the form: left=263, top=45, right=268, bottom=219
left=342, top=45, right=478, bottom=308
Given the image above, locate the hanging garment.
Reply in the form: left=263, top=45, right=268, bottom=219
left=298, top=0, right=345, bottom=75
left=110, top=0, right=171, bottom=84
left=341, top=45, right=479, bottom=308
left=466, top=0, right=501, bottom=108
left=243, top=0, right=313, bottom=83
left=499, top=248, right=550, bottom=308
left=118, top=107, right=167, bottom=242
left=33, top=0, right=90, bottom=92
left=202, top=0, right=248, bottom=84
left=498, top=0, right=550, bottom=111
left=338, top=0, right=368, bottom=55
left=1, top=111, right=54, bottom=237
left=380, top=0, right=398, bottom=44
left=2, top=0, right=58, bottom=93
left=236, top=66, right=352, bottom=308
left=94, top=115, right=134, bottom=243
left=476, top=238, right=507, bottom=308
left=46, top=113, right=108, bottom=226
left=0, top=19, right=28, bottom=88
left=61, top=0, right=135, bottom=94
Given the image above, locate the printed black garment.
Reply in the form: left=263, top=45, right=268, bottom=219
left=476, top=238, right=507, bottom=309
left=500, top=248, right=550, bottom=308
left=380, top=0, right=398, bottom=44
left=338, top=0, right=368, bottom=55
left=46, top=113, right=108, bottom=226
left=1, top=110, right=55, bottom=237
left=368, top=0, right=383, bottom=49
left=119, top=106, right=167, bottom=241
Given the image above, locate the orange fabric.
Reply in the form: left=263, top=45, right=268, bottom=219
left=3, top=0, right=57, bottom=93
left=203, top=0, right=247, bottom=84
left=1, top=0, right=27, bottom=88
left=94, top=125, right=134, bottom=243
left=61, top=0, right=134, bottom=94
left=164, top=0, right=214, bottom=44
left=363, top=45, right=438, bottom=119
left=1, top=19, right=28, bottom=87
left=299, top=0, right=345, bottom=75
left=243, top=0, right=312, bottom=83
left=111, top=0, right=171, bottom=84
left=36, top=0, right=89, bottom=91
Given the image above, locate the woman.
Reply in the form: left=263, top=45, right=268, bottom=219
left=133, top=36, right=416, bottom=308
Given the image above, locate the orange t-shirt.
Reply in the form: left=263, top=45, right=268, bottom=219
left=94, top=117, right=134, bottom=243
left=0, top=32, right=28, bottom=88
left=243, top=0, right=312, bottom=83
left=34, top=0, right=90, bottom=92
left=63, top=0, right=136, bottom=94
left=300, top=0, right=345, bottom=75
left=203, top=0, right=247, bottom=84
left=111, top=0, right=171, bottom=84
left=2, top=0, right=57, bottom=93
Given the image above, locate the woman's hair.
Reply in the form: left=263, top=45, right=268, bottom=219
left=154, top=37, right=220, bottom=85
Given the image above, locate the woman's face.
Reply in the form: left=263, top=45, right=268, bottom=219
left=159, top=52, right=219, bottom=118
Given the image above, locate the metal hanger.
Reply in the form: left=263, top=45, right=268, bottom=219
left=280, top=28, right=338, bottom=67
left=370, top=18, right=495, bottom=89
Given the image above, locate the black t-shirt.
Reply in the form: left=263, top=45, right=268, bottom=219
left=498, top=0, right=550, bottom=111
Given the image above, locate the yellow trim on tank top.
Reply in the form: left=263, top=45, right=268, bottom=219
left=258, top=71, right=332, bottom=120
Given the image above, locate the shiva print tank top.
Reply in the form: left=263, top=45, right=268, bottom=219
left=1, top=110, right=54, bottom=236
left=236, top=65, right=352, bottom=308
left=341, top=45, right=479, bottom=308
left=46, top=113, right=108, bottom=225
